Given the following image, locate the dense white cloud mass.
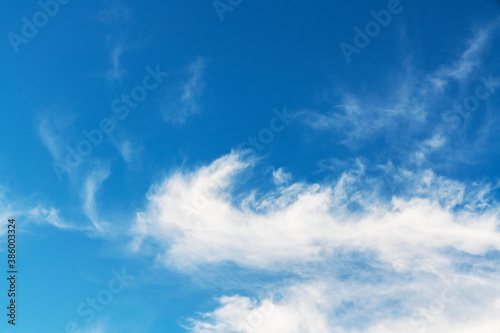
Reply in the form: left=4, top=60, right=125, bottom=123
left=186, top=281, right=500, bottom=333
left=185, top=284, right=331, bottom=333
left=132, top=151, right=500, bottom=332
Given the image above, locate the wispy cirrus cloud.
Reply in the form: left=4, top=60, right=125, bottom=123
left=105, top=41, right=127, bottom=83
left=27, top=206, right=82, bottom=230
left=304, top=17, right=500, bottom=151
left=37, top=110, right=77, bottom=162
left=0, top=186, right=82, bottom=232
left=429, top=17, right=500, bottom=89
left=161, top=57, right=207, bottom=124
left=303, top=87, right=427, bottom=147
left=81, top=164, right=111, bottom=233
left=98, top=0, right=131, bottom=26
left=96, top=1, right=132, bottom=83
left=272, top=167, right=292, bottom=186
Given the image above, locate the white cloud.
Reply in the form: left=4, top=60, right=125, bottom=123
left=186, top=284, right=331, bottom=333
left=127, top=20, right=500, bottom=330
left=110, top=137, right=141, bottom=168
left=132, top=152, right=500, bottom=270
left=304, top=18, right=500, bottom=151
left=37, top=111, right=77, bottom=162
left=0, top=187, right=81, bottom=233
left=27, top=206, right=82, bottom=230
left=97, top=1, right=131, bottom=83
left=303, top=86, right=427, bottom=147
left=80, top=321, right=108, bottom=333
left=38, top=116, right=62, bottom=160
left=188, top=275, right=500, bottom=333
left=272, top=168, right=292, bottom=186
left=429, top=17, right=500, bottom=88
left=118, top=140, right=133, bottom=163
left=106, top=42, right=127, bottom=83
left=98, top=0, right=130, bottom=25
left=131, top=151, right=500, bottom=331
left=81, top=165, right=111, bottom=233
left=161, top=57, right=207, bottom=124
left=372, top=297, right=500, bottom=333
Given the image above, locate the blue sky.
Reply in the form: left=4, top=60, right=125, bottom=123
left=1, top=0, right=500, bottom=332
